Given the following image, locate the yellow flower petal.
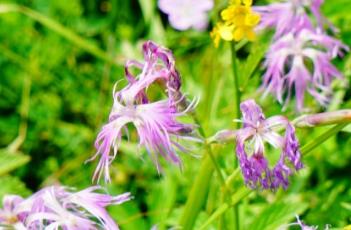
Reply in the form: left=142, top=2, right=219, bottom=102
left=219, top=24, right=234, bottom=41
left=231, top=0, right=241, bottom=5
left=221, top=7, right=234, bottom=21
left=245, top=13, right=261, bottom=26
left=215, top=0, right=260, bottom=44
left=233, top=27, right=245, bottom=41
left=246, top=28, right=256, bottom=41
left=210, top=26, right=221, bottom=48
left=243, top=0, right=252, bottom=7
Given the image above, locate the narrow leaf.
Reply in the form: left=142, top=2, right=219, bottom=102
left=0, top=150, right=30, bottom=176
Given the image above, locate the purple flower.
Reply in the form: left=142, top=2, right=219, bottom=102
left=0, top=195, right=26, bottom=229
left=91, top=93, right=197, bottom=182
left=261, top=29, right=348, bottom=111
left=254, top=0, right=337, bottom=38
left=124, top=41, right=183, bottom=106
left=235, top=99, right=303, bottom=190
left=158, top=0, right=213, bottom=31
left=90, top=41, right=198, bottom=183
left=0, top=185, right=131, bottom=230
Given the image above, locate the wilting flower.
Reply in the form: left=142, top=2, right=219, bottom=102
left=211, top=0, right=260, bottom=46
left=0, top=185, right=131, bottom=230
left=254, top=0, right=337, bottom=38
left=261, top=29, right=348, bottom=111
left=124, top=41, right=183, bottom=106
left=158, top=0, right=213, bottom=31
left=235, top=99, right=303, bottom=190
left=90, top=41, right=198, bottom=183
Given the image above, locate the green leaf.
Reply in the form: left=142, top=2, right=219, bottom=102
left=247, top=201, right=308, bottom=230
left=0, top=3, right=121, bottom=66
left=0, top=175, right=31, bottom=201
left=342, top=124, right=351, bottom=133
left=137, top=0, right=153, bottom=25
left=0, top=150, right=30, bottom=176
left=147, top=169, right=179, bottom=229
left=199, top=187, right=251, bottom=230
left=240, top=43, right=267, bottom=82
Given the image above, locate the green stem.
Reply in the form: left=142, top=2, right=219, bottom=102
left=231, top=43, right=241, bottom=128
left=200, top=123, right=348, bottom=229
left=230, top=42, right=241, bottom=230
left=179, top=155, right=214, bottom=230
left=199, top=187, right=251, bottom=230
left=179, top=41, right=247, bottom=229
left=179, top=113, right=228, bottom=230
left=7, top=74, right=31, bottom=153
left=0, top=3, right=123, bottom=66
left=192, top=113, right=226, bottom=186
left=300, top=123, right=348, bottom=155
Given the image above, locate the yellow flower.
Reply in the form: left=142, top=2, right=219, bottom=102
left=211, top=0, right=260, bottom=45
left=210, top=23, right=235, bottom=47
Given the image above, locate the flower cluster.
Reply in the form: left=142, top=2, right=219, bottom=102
left=0, top=185, right=131, bottom=230
left=158, top=0, right=213, bottom=31
left=211, top=0, right=260, bottom=47
left=256, top=0, right=348, bottom=111
left=89, top=41, right=198, bottom=183
left=235, top=99, right=303, bottom=190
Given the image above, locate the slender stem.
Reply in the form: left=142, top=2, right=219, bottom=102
left=179, top=112, right=228, bottom=230
left=300, top=123, right=348, bottom=155
left=192, top=113, right=226, bottom=186
left=231, top=43, right=241, bottom=128
left=7, top=75, right=31, bottom=153
left=207, top=110, right=351, bottom=144
left=230, top=42, right=241, bottom=230
left=224, top=168, right=240, bottom=190
left=179, top=155, right=214, bottom=230
left=199, top=187, right=251, bottom=230
left=201, top=123, right=348, bottom=229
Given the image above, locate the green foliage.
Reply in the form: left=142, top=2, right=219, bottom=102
left=247, top=202, right=308, bottom=230
left=0, top=150, right=30, bottom=176
left=0, top=175, right=31, bottom=201
left=0, top=0, right=350, bottom=229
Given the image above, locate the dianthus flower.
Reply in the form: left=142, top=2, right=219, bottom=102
left=254, top=0, right=337, bottom=38
left=90, top=41, right=198, bottom=183
left=261, top=29, right=348, bottom=111
left=0, top=185, right=131, bottom=230
left=123, top=41, right=183, bottom=106
left=235, top=99, right=303, bottom=190
left=158, top=0, right=213, bottom=31
left=0, top=195, right=26, bottom=229
left=211, top=0, right=260, bottom=46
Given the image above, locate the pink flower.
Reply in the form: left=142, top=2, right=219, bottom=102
left=254, top=0, right=337, bottom=38
left=261, top=29, right=348, bottom=111
left=0, top=186, right=131, bottom=230
left=90, top=41, right=198, bottom=183
left=235, top=100, right=303, bottom=190
left=158, top=0, right=213, bottom=31
left=123, top=41, right=183, bottom=106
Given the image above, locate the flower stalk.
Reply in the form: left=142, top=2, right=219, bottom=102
left=230, top=42, right=241, bottom=230
left=208, top=109, right=351, bottom=144
left=199, top=122, right=349, bottom=229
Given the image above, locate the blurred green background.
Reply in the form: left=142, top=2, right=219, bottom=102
left=0, top=0, right=350, bottom=229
